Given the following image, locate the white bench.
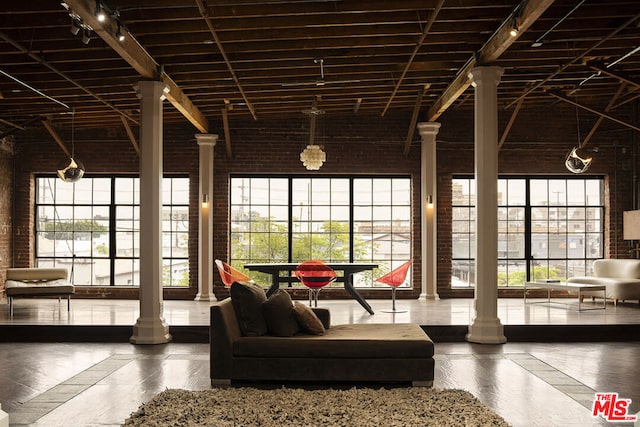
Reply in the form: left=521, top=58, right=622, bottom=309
left=5, top=268, right=75, bottom=315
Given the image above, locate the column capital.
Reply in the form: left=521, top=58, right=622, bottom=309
left=195, top=133, right=219, bottom=146
left=468, top=66, right=504, bottom=87
left=134, top=81, right=169, bottom=101
left=417, top=122, right=441, bottom=138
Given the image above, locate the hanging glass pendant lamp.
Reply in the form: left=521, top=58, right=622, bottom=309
left=57, top=109, right=85, bottom=183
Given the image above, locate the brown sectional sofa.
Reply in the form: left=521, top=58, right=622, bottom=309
left=210, top=297, right=435, bottom=386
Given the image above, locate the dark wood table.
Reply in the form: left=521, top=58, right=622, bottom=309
left=244, top=262, right=378, bottom=314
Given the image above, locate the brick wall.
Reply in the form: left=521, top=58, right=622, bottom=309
left=5, top=102, right=638, bottom=300
left=0, top=138, right=14, bottom=299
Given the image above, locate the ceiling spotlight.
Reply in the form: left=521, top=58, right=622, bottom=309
left=116, top=24, right=125, bottom=42
left=95, top=2, right=106, bottom=22
left=509, top=14, right=519, bottom=37
left=81, top=28, right=91, bottom=45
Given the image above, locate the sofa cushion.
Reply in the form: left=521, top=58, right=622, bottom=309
left=234, top=323, right=434, bottom=358
left=262, top=290, right=300, bottom=337
left=5, top=279, right=74, bottom=296
left=230, top=281, right=268, bottom=337
left=293, top=301, right=325, bottom=335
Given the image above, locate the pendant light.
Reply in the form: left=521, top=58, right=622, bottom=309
left=57, top=109, right=85, bottom=183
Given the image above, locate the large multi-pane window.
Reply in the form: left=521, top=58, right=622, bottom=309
left=230, top=176, right=411, bottom=287
left=35, top=176, right=189, bottom=287
left=452, top=177, right=604, bottom=288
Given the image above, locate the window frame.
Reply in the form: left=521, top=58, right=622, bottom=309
left=34, top=174, right=190, bottom=287
left=451, top=175, right=605, bottom=288
left=229, top=174, right=412, bottom=288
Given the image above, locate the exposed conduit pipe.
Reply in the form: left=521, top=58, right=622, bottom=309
left=506, top=12, right=640, bottom=109
left=0, top=31, right=139, bottom=125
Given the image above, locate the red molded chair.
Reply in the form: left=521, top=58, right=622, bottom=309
left=215, top=259, right=254, bottom=287
left=294, top=260, right=337, bottom=307
left=375, top=260, right=412, bottom=313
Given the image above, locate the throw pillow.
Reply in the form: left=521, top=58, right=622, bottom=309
left=230, top=281, right=268, bottom=336
left=293, top=301, right=325, bottom=335
left=262, top=289, right=300, bottom=337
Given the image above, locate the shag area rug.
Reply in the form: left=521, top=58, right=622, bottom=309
left=122, top=387, right=510, bottom=427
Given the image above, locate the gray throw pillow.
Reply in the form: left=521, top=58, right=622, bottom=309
left=262, top=289, right=300, bottom=337
left=293, top=301, right=325, bottom=335
left=230, top=281, right=268, bottom=336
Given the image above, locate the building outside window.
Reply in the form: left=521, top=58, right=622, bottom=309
left=230, top=175, right=412, bottom=287
left=35, top=176, right=189, bottom=287
left=452, top=176, right=604, bottom=288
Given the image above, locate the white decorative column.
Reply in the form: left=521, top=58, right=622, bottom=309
left=130, top=81, right=172, bottom=345
left=195, top=133, right=218, bottom=302
left=466, top=66, right=506, bottom=344
left=418, top=122, right=441, bottom=300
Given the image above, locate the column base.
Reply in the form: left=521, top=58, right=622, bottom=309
left=194, top=292, right=217, bottom=302
left=130, top=317, right=172, bottom=344
left=466, top=317, right=506, bottom=344
left=0, top=403, right=8, bottom=427
left=419, top=293, right=439, bottom=300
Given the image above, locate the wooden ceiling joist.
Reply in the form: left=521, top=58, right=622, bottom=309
left=64, top=0, right=209, bottom=133
left=403, top=84, right=429, bottom=156
left=427, top=0, right=555, bottom=121
left=42, top=119, right=71, bottom=158
left=587, top=61, right=640, bottom=90
left=547, top=91, right=640, bottom=133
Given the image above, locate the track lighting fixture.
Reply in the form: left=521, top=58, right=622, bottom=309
left=63, top=1, right=128, bottom=45
left=81, top=28, right=91, bottom=45
left=509, top=15, right=519, bottom=37
left=70, top=19, right=81, bottom=35
left=95, top=1, right=106, bottom=22
left=116, top=23, right=125, bottom=42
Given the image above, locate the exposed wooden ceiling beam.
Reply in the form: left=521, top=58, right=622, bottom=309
left=403, top=84, right=429, bottom=156
left=195, top=0, right=257, bottom=121
left=42, top=119, right=71, bottom=158
left=547, top=90, right=640, bottom=133
left=120, top=116, right=140, bottom=156
left=498, top=95, right=525, bottom=150
left=587, top=61, right=640, bottom=89
left=427, top=0, right=555, bottom=121
left=221, top=108, right=233, bottom=159
left=381, top=0, right=444, bottom=117
left=64, top=0, right=209, bottom=133
left=581, top=83, right=627, bottom=147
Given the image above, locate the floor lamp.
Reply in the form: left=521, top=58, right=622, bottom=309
left=623, top=210, right=640, bottom=259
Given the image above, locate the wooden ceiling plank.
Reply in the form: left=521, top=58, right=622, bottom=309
left=63, top=0, right=209, bottom=132
left=427, top=0, right=555, bottom=121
